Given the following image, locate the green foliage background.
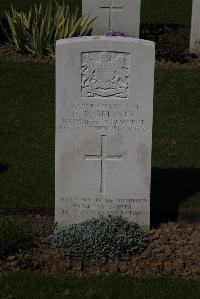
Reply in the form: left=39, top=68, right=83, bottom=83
left=0, top=0, right=193, bottom=27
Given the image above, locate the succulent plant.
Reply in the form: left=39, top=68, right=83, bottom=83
left=49, top=216, right=149, bottom=259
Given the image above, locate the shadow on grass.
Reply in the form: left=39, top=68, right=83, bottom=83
left=151, top=168, right=200, bottom=227
left=0, top=164, right=199, bottom=227
left=0, top=162, right=8, bottom=174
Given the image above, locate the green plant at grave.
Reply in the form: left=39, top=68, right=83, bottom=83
left=5, top=6, right=32, bottom=53
left=49, top=216, right=149, bottom=258
left=5, top=1, right=94, bottom=57
left=0, top=217, right=35, bottom=258
left=46, top=2, right=94, bottom=59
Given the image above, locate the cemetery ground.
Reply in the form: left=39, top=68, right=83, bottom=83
left=0, top=62, right=200, bottom=215
left=0, top=61, right=200, bottom=291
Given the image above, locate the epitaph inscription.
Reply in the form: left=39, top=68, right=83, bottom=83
left=60, top=197, right=147, bottom=217
left=81, top=52, right=130, bottom=98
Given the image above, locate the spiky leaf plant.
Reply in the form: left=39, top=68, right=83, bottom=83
left=6, top=1, right=95, bottom=57
left=6, top=5, right=32, bottom=52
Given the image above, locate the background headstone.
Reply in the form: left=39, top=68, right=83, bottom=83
left=55, top=36, right=155, bottom=232
left=82, top=0, right=141, bottom=37
left=190, top=0, right=200, bottom=53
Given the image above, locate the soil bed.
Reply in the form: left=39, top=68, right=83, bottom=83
left=0, top=45, right=53, bottom=64
left=0, top=215, right=199, bottom=279
left=1, top=45, right=200, bottom=68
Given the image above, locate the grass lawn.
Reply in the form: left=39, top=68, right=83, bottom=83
left=0, top=62, right=55, bottom=208
left=0, top=0, right=193, bottom=26
left=0, top=0, right=81, bottom=16
left=0, top=62, right=199, bottom=217
left=0, top=273, right=200, bottom=298
left=141, top=0, right=192, bottom=26
left=153, top=69, right=200, bottom=169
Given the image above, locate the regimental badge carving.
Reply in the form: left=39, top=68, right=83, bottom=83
left=81, top=51, right=130, bottom=98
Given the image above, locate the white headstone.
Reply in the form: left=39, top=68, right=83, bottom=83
left=190, top=0, right=200, bottom=53
left=55, top=36, right=155, bottom=232
left=82, top=0, right=141, bottom=37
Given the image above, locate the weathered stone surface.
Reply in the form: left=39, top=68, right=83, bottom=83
left=82, top=0, right=141, bottom=37
left=190, top=0, right=200, bottom=53
left=55, top=36, right=155, bottom=231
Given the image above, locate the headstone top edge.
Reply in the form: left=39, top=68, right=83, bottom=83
left=56, top=36, right=155, bottom=47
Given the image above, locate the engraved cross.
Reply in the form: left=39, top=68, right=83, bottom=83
left=100, top=0, right=124, bottom=30
left=85, top=135, right=123, bottom=194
